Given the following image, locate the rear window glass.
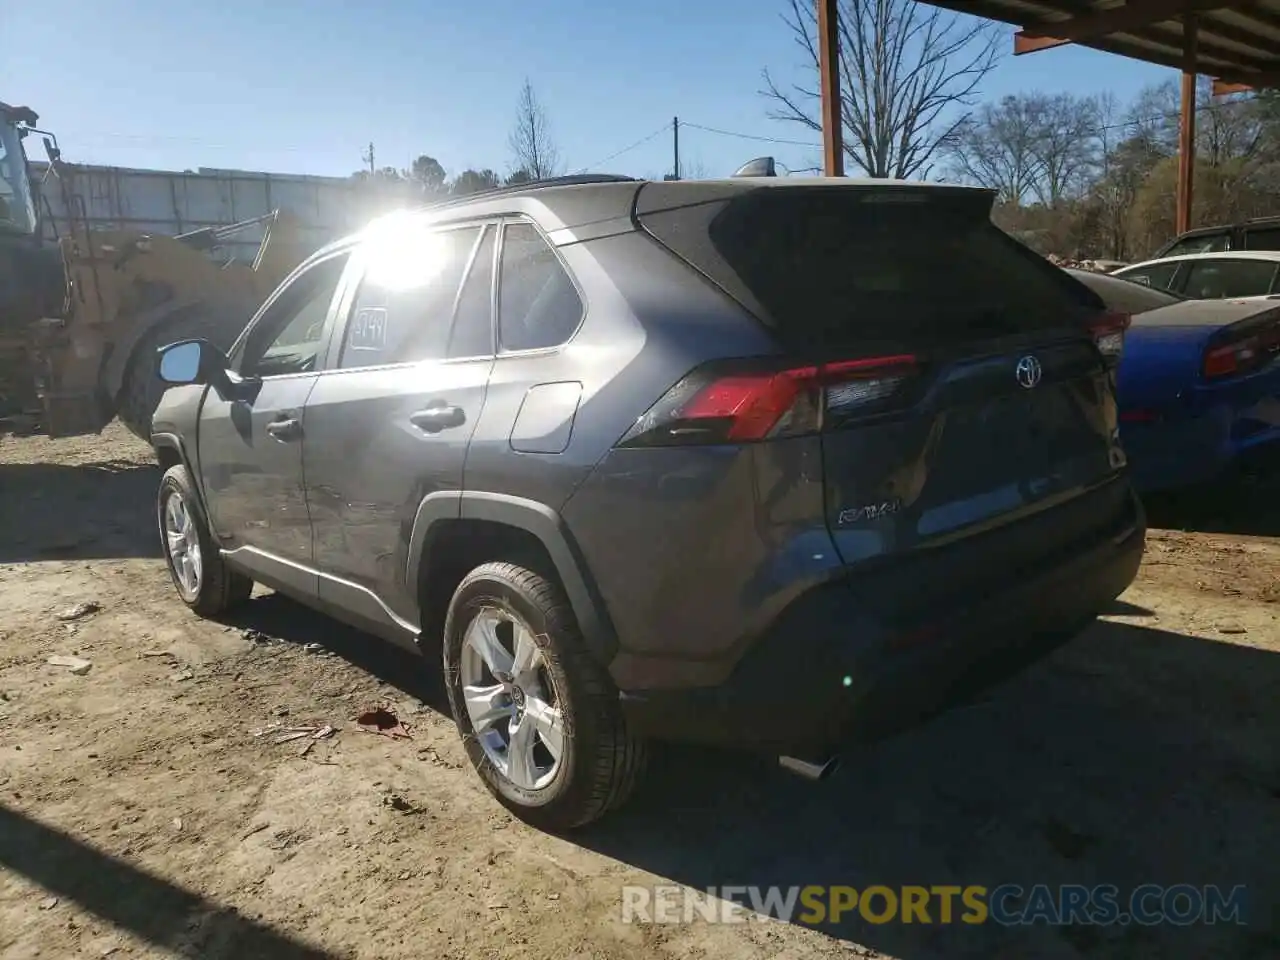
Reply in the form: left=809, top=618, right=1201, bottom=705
left=1069, top=269, right=1183, bottom=316
left=1161, top=233, right=1230, bottom=257
left=639, top=186, right=1101, bottom=349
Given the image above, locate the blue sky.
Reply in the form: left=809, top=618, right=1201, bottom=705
left=3, top=0, right=1177, bottom=181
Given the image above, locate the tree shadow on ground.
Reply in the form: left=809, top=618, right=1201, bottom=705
left=0, top=805, right=344, bottom=959
left=0, top=460, right=161, bottom=562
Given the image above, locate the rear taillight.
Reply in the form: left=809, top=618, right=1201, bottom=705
left=617, top=354, right=919, bottom=448
left=1119, top=409, right=1160, bottom=423
left=1089, top=311, right=1130, bottom=363
left=1202, top=316, right=1280, bottom=381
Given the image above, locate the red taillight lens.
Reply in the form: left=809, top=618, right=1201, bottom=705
left=617, top=354, right=919, bottom=448
left=1202, top=319, right=1280, bottom=381
left=1203, top=344, right=1243, bottom=379
left=1089, top=310, right=1130, bottom=363
left=1119, top=409, right=1160, bottom=423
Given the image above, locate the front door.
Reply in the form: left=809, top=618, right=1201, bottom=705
left=197, top=249, right=354, bottom=597
left=303, top=220, right=496, bottom=628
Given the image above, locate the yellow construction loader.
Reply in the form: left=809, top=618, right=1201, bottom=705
left=0, top=101, right=309, bottom=440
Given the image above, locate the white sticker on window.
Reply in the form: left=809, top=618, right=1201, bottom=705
left=348, top=307, right=388, bottom=351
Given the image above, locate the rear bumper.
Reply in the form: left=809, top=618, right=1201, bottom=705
left=619, top=488, right=1145, bottom=756
left=1123, top=396, right=1280, bottom=492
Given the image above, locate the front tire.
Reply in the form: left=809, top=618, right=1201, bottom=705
left=442, top=562, right=646, bottom=831
left=157, top=464, right=252, bottom=617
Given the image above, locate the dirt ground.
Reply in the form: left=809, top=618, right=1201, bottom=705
left=1, top=423, right=1277, bottom=960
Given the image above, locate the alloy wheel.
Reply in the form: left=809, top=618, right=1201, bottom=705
left=162, top=490, right=202, bottom=596
left=459, top=608, right=565, bottom=790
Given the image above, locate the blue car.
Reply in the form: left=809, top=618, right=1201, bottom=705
left=1069, top=268, right=1280, bottom=492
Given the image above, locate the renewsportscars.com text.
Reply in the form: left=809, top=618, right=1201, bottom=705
left=621, top=884, right=1247, bottom=927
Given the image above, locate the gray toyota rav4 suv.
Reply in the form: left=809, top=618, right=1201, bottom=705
left=150, top=174, right=1145, bottom=830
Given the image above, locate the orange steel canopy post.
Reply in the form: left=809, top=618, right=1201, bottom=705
left=1178, top=18, right=1199, bottom=236
left=911, top=1, right=1280, bottom=236
left=818, top=0, right=844, bottom=177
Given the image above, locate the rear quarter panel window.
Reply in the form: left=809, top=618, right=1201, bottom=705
left=498, top=221, right=584, bottom=353
left=1244, top=226, right=1280, bottom=251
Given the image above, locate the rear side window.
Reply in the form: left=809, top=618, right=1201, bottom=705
left=1244, top=226, right=1280, bottom=251
left=1117, top=261, right=1181, bottom=291
left=1162, top=233, right=1230, bottom=257
left=1182, top=259, right=1278, bottom=299
left=448, top=225, right=496, bottom=358
left=498, top=222, right=583, bottom=352
left=339, top=225, right=481, bottom=368
left=638, top=186, right=1101, bottom=349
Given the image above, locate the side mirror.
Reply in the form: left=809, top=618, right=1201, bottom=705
left=157, top=340, right=208, bottom=385
left=157, top=337, right=255, bottom=401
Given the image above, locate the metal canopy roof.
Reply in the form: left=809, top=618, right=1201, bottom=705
left=920, top=0, right=1280, bottom=89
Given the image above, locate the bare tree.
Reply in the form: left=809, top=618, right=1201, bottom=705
left=508, top=79, right=561, bottom=180
left=947, top=92, right=1101, bottom=206
left=947, top=96, right=1046, bottom=203
left=1029, top=93, right=1100, bottom=207
left=761, top=0, right=1000, bottom=179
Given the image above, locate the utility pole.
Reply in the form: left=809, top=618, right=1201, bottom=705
left=362, top=141, right=376, bottom=174
left=672, top=117, right=680, bottom=181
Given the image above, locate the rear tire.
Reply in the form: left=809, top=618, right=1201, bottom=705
left=442, top=562, right=646, bottom=831
left=118, top=304, right=246, bottom=441
left=157, top=464, right=252, bottom=617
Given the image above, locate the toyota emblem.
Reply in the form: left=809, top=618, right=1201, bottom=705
left=1015, top=355, right=1043, bottom=390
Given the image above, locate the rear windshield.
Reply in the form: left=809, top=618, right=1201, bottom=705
left=1068, top=268, right=1183, bottom=315
left=637, top=184, right=1101, bottom=349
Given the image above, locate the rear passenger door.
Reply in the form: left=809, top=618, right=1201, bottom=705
left=301, top=218, right=498, bottom=632
left=462, top=218, right=589, bottom=504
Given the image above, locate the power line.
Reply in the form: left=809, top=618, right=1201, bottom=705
left=682, top=91, right=1266, bottom=148
left=574, top=122, right=673, bottom=173
left=680, top=121, right=821, bottom=148
left=1097, top=91, right=1262, bottom=134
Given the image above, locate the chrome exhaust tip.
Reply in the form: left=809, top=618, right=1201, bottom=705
left=779, top=754, right=841, bottom=781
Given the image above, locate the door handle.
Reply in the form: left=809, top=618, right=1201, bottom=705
left=265, top=416, right=302, bottom=442
left=409, top=405, right=466, bottom=434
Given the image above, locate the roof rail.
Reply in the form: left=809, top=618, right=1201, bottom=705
left=419, top=173, right=637, bottom=213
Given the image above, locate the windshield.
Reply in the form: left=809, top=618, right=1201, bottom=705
left=0, top=118, right=38, bottom=236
